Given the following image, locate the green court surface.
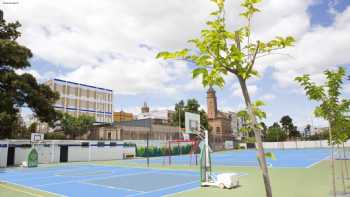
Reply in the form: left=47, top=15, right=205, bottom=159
left=0, top=159, right=349, bottom=197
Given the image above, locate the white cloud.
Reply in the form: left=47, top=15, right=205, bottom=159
left=344, top=84, right=350, bottom=94
left=2, top=0, right=318, bottom=96
left=115, top=105, right=173, bottom=115
left=232, top=83, right=258, bottom=97
left=260, top=93, right=276, bottom=101
left=269, top=7, right=350, bottom=88
left=15, top=69, right=41, bottom=80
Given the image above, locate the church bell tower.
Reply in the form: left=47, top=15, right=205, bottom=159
left=207, top=86, right=217, bottom=119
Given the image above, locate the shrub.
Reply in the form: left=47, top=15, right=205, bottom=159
left=44, top=132, right=66, bottom=140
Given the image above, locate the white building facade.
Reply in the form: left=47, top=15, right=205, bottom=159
left=46, top=79, right=113, bottom=124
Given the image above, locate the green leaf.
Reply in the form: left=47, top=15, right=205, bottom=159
left=192, top=68, right=208, bottom=79
left=264, top=152, right=277, bottom=160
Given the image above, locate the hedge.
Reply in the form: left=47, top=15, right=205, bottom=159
left=136, top=144, right=193, bottom=157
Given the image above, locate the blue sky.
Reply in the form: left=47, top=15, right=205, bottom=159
left=2, top=0, right=350, bottom=128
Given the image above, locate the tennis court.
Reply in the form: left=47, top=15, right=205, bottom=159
left=0, top=164, right=200, bottom=197
left=130, top=148, right=330, bottom=168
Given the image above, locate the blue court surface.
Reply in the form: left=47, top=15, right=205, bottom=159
left=0, top=164, right=200, bottom=197
left=130, top=148, right=331, bottom=168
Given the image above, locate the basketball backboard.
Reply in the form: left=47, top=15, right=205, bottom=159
left=185, top=112, right=200, bottom=132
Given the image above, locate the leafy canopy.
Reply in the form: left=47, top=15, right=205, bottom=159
left=157, top=0, right=295, bottom=87
left=0, top=11, right=60, bottom=138
left=295, top=67, right=350, bottom=143
left=60, top=113, right=95, bottom=139
left=172, top=99, right=210, bottom=130
left=237, top=100, right=266, bottom=133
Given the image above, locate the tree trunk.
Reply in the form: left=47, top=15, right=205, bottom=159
left=338, top=144, right=346, bottom=194
left=342, top=142, right=349, bottom=180
left=328, top=125, right=336, bottom=197
left=238, top=76, right=273, bottom=197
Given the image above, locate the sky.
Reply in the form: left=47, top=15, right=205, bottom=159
left=1, top=0, right=350, bottom=128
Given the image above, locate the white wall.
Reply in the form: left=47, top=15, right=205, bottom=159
left=36, top=145, right=60, bottom=164
left=261, top=140, right=336, bottom=149
left=14, top=147, right=31, bottom=165
left=0, top=141, right=8, bottom=167
left=68, top=146, right=90, bottom=162
left=90, top=146, right=123, bottom=161
left=0, top=140, right=136, bottom=167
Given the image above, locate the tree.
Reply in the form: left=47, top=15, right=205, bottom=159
left=157, top=1, right=295, bottom=195
left=266, top=122, right=287, bottom=142
left=61, top=113, right=95, bottom=139
left=0, top=10, right=60, bottom=139
left=27, top=122, right=38, bottom=133
left=279, top=115, right=300, bottom=139
left=260, top=122, right=267, bottom=138
left=280, top=115, right=292, bottom=137
left=290, top=126, right=301, bottom=139
left=237, top=100, right=266, bottom=138
left=295, top=67, right=350, bottom=196
left=172, top=99, right=210, bottom=130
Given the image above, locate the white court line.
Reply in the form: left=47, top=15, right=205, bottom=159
left=150, top=171, right=198, bottom=177
left=1, top=180, right=67, bottom=197
left=36, top=171, right=155, bottom=187
left=2, top=166, right=99, bottom=181
left=306, top=155, right=331, bottom=168
left=6, top=164, right=130, bottom=182
left=162, top=186, right=200, bottom=197
left=125, top=180, right=199, bottom=197
left=82, top=181, right=146, bottom=194
left=1, top=165, right=94, bottom=179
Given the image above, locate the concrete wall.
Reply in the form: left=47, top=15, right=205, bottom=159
left=90, top=146, right=123, bottom=161
left=0, top=140, right=136, bottom=167
left=261, top=140, right=338, bottom=149
left=14, top=147, right=31, bottom=165
left=68, top=146, right=90, bottom=162
left=0, top=141, right=8, bottom=167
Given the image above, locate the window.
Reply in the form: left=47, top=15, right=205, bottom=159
left=108, top=132, right=111, bottom=140
left=216, top=127, right=221, bottom=134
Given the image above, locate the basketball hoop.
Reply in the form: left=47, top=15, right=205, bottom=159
left=31, top=133, right=44, bottom=143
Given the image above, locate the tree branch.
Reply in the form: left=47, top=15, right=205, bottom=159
left=256, top=52, right=294, bottom=60
left=245, top=41, right=260, bottom=80
left=235, top=32, right=241, bottom=51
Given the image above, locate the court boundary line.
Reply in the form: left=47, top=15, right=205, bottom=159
left=36, top=167, right=199, bottom=197
left=0, top=182, right=44, bottom=197
left=2, top=166, right=103, bottom=181
left=306, top=155, right=331, bottom=168
left=36, top=171, right=155, bottom=187
left=81, top=181, right=146, bottom=194
left=2, top=165, right=95, bottom=179
left=162, top=186, right=200, bottom=197
left=125, top=180, right=198, bottom=197
left=1, top=165, right=200, bottom=197
left=1, top=180, right=67, bottom=197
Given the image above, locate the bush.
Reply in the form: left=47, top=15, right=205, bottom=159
left=135, top=144, right=194, bottom=157
left=44, top=132, right=66, bottom=140
left=123, top=142, right=136, bottom=147
left=136, top=147, right=145, bottom=157
left=265, top=127, right=287, bottom=142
